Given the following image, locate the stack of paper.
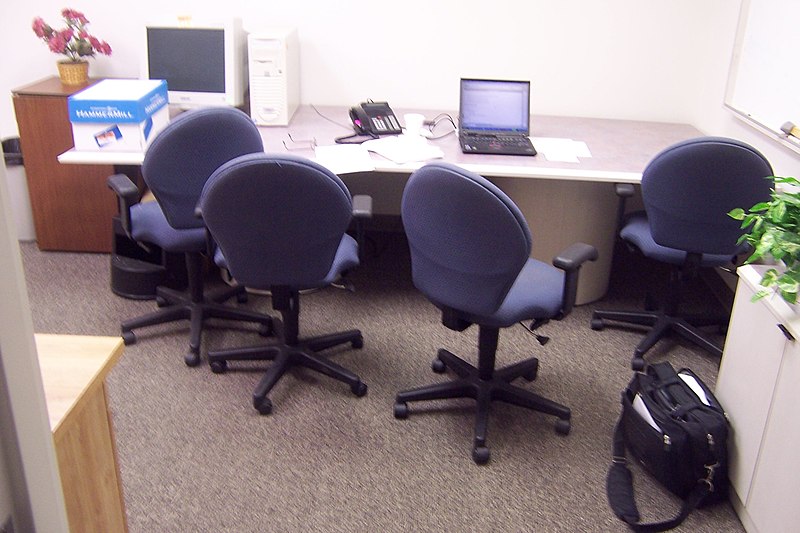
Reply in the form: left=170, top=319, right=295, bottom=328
left=362, top=135, right=444, bottom=165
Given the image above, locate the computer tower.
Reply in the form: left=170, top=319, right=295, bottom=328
left=248, top=29, right=299, bottom=126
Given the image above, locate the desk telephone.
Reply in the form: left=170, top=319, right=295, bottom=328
left=349, top=102, right=402, bottom=135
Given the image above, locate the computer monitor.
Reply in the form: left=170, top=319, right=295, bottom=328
left=142, top=18, right=247, bottom=108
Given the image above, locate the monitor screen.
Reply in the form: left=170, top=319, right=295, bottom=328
left=459, top=79, right=530, bottom=134
left=146, top=27, right=225, bottom=94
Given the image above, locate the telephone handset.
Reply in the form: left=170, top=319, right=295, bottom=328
left=349, top=101, right=402, bottom=135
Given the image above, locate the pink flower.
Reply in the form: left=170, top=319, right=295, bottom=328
left=47, top=34, right=67, bottom=54
left=32, top=8, right=111, bottom=62
left=61, top=9, right=88, bottom=26
left=32, top=17, right=53, bottom=39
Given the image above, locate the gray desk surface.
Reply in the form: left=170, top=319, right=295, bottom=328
left=57, top=106, right=703, bottom=303
left=59, top=105, right=703, bottom=183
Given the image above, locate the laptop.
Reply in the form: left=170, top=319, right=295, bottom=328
left=458, top=78, right=537, bottom=156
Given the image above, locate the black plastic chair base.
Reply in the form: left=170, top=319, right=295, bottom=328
left=591, top=308, right=725, bottom=370
left=394, top=336, right=570, bottom=465
left=119, top=253, right=273, bottom=367
left=207, top=328, right=366, bottom=414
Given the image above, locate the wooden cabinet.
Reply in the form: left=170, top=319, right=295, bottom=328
left=37, top=334, right=128, bottom=533
left=715, top=265, right=800, bottom=533
left=12, top=77, right=116, bottom=252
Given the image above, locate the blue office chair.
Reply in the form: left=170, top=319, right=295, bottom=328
left=108, top=107, right=272, bottom=366
left=394, top=162, right=598, bottom=464
left=591, top=137, right=773, bottom=370
left=197, top=153, right=367, bottom=415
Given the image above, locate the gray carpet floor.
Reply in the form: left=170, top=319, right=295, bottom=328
left=20, top=233, right=745, bottom=533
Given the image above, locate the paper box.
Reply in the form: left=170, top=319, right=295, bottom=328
left=68, top=79, right=169, bottom=152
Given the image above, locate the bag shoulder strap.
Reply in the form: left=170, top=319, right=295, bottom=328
left=606, top=408, right=713, bottom=532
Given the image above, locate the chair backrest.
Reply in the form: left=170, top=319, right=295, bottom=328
left=642, top=137, right=773, bottom=255
left=141, top=107, right=264, bottom=230
left=401, top=162, right=532, bottom=317
left=198, top=153, right=353, bottom=289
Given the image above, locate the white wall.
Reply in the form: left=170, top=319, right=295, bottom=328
left=3, top=1, right=775, bottom=146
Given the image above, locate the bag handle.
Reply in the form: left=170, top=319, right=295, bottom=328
left=606, top=412, right=714, bottom=532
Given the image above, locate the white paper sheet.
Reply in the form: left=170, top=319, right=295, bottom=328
left=678, top=372, right=711, bottom=406
left=362, top=135, right=444, bottom=165
left=313, top=144, right=376, bottom=175
left=633, top=393, right=663, bottom=432
left=532, top=137, right=593, bottom=163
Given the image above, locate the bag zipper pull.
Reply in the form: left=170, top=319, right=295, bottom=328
left=663, top=434, right=671, bottom=450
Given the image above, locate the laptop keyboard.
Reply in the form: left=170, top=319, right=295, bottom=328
left=470, top=134, right=527, bottom=147
left=461, top=133, right=536, bottom=155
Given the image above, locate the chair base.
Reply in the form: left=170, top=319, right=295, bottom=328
left=206, top=287, right=366, bottom=414
left=394, top=341, right=570, bottom=465
left=208, top=328, right=366, bottom=414
left=591, top=308, right=725, bottom=370
left=119, top=252, right=273, bottom=367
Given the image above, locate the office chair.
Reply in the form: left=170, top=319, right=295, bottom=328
left=197, top=153, right=367, bottom=415
left=107, top=107, right=273, bottom=367
left=590, top=137, right=773, bottom=370
left=393, top=161, right=598, bottom=464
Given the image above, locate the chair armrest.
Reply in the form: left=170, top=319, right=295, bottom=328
left=351, top=195, right=373, bottom=261
left=553, top=242, right=599, bottom=316
left=615, top=183, right=635, bottom=198
left=193, top=207, right=220, bottom=260
left=107, top=173, right=140, bottom=238
left=352, top=194, right=373, bottom=219
left=614, top=183, right=636, bottom=233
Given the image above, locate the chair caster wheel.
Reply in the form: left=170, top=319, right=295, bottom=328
left=631, top=358, right=646, bottom=372
left=121, top=331, right=136, bottom=346
left=259, top=321, right=273, bottom=337
left=523, top=360, right=539, bottom=381
left=472, top=445, right=490, bottom=465
left=254, top=397, right=272, bottom=415
left=209, top=360, right=227, bottom=374
left=590, top=318, right=605, bottom=330
left=393, top=402, right=409, bottom=419
left=555, top=419, right=571, bottom=435
left=431, top=357, right=446, bottom=373
left=351, top=381, right=367, bottom=397
left=352, top=335, right=364, bottom=349
left=184, top=351, right=201, bottom=367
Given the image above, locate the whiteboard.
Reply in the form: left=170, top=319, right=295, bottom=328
left=725, top=0, right=800, bottom=152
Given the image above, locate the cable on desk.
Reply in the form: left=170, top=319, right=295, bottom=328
left=310, top=103, right=354, bottom=131
left=425, top=113, right=458, bottom=140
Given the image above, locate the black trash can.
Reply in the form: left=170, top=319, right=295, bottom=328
left=2, top=136, right=36, bottom=241
left=2, top=137, right=23, bottom=166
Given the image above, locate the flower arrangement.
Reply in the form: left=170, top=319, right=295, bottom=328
left=32, top=8, right=112, bottom=63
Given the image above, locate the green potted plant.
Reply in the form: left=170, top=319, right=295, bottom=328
left=32, top=8, right=112, bottom=85
left=729, top=176, right=800, bottom=303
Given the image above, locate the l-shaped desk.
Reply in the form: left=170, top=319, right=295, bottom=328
left=58, top=105, right=703, bottom=304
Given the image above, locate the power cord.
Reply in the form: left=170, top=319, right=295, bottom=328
left=423, top=113, right=458, bottom=140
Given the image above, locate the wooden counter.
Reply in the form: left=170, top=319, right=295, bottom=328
left=36, top=334, right=127, bottom=533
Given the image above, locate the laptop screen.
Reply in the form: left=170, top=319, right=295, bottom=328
left=459, top=79, right=531, bottom=135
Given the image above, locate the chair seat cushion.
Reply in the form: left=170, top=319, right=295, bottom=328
left=214, top=233, right=359, bottom=290
left=621, top=212, right=738, bottom=267
left=458, top=258, right=565, bottom=328
left=130, top=201, right=207, bottom=253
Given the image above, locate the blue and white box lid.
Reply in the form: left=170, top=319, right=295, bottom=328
left=68, top=79, right=168, bottom=123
